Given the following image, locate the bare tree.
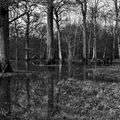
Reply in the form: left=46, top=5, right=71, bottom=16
left=88, top=0, right=102, bottom=61
left=53, top=0, right=73, bottom=64
left=76, top=0, right=87, bottom=63
left=46, top=0, right=54, bottom=63
left=113, top=0, right=120, bottom=58
left=53, top=0, right=63, bottom=64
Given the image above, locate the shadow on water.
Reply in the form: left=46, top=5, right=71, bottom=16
left=1, top=60, right=120, bottom=119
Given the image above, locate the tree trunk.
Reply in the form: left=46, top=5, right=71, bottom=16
left=114, top=0, right=119, bottom=58
left=81, top=0, right=87, bottom=63
left=56, top=20, right=62, bottom=64
left=82, top=17, right=87, bottom=62
left=14, top=21, right=18, bottom=69
left=68, top=40, right=72, bottom=61
left=0, top=4, right=12, bottom=72
left=92, top=16, right=97, bottom=61
left=116, top=20, right=119, bottom=58
left=103, top=18, right=107, bottom=58
left=113, top=28, right=115, bottom=59
left=25, top=13, right=30, bottom=70
left=88, top=27, right=91, bottom=59
left=73, top=25, right=77, bottom=57
left=46, top=0, right=53, bottom=63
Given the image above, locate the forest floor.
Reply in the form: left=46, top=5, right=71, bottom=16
left=56, top=64, right=120, bottom=120
left=93, top=64, right=120, bottom=81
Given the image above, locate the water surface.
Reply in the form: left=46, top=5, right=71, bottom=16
left=0, top=61, right=120, bottom=120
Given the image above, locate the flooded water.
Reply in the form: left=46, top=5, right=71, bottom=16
left=0, top=61, right=120, bottom=120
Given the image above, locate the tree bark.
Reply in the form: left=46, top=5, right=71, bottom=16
left=73, top=25, right=77, bottom=57
left=25, top=12, right=30, bottom=70
left=56, top=23, right=62, bottom=64
left=92, top=17, right=97, bottom=60
left=54, top=10, right=62, bottom=64
left=14, top=21, right=18, bottom=69
left=114, top=0, right=119, bottom=58
left=81, top=0, right=87, bottom=63
left=88, top=27, right=91, bottom=59
left=46, top=0, right=54, bottom=63
left=68, top=40, right=72, bottom=61
left=0, top=4, right=12, bottom=72
left=82, top=17, right=87, bottom=61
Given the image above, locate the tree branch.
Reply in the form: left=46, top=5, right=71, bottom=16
left=9, top=12, right=27, bottom=24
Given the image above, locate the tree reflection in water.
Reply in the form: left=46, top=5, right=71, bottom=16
left=46, top=66, right=55, bottom=120
left=0, top=77, right=11, bottom=120
left=0, top=63, right=99, bottom=120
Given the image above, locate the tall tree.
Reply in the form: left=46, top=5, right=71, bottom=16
left=46, top=0, right=54, bottom=63
left=53, top=0, right=73, bottom=64
left=0, top=0, right=12, bottom=72
left=53, top=0, right=63, bottom=64
left=88, top=0, right=102, bottom=61
left=113, top=0, right=120, bottom=58
left=76, top=0, right=87, bottom=63
left=0, top=0, right=27, bottom=72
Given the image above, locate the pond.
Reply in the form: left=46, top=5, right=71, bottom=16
left=0, top=61, right=120, bottom=120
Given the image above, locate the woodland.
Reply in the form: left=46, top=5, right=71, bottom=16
left=0, top=0, right=120, bottom=72
left=1, top=1, right=120, bottom=120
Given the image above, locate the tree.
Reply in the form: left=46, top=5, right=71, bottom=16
left=76, top=0, right=87, bottom=63
left=0, top=1, right=12, bottom=72
left=46, top=0, right=54, bottom=63
left=53, top=0, right=73, bottom=63
left=100, top=9, right=112, bottom=58
left=88, top=0, right=102, bottom=61
left=53, top=0, right=64, bottom=64
left=0, top=0, right=27, bottom=72
left=113, top=0, right=120, bottom=58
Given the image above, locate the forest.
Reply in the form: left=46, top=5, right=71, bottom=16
left=1, top=0, right=120, bottom=120
left=0, top=0, right=119, bottom=72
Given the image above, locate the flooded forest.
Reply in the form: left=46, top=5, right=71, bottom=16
left=1, top=0, right=120, bottom=120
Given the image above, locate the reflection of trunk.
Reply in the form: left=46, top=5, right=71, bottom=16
left=0, top=77, right=11, bottom=119
left=54, top=65, right=61, bottom=115
left=92, top=16, right=97, bottom=61
left=26, top=77, right=30, bottom=112
left=47, top=67, right=54, bottom=120
left=83, top=65, right=86, bottom=80
left=68, top=61, right=71, bottom=77
left=93, top=68, right=95, bottom=80
left=46, top=0, right=53, bottom=62
left=0, top=5, right=12, bottom=72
